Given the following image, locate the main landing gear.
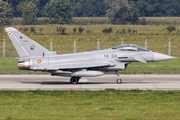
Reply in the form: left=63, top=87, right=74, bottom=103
left=70, top=77, right=81, bottom=84
left=70, top=72, right=122, bottom=84
left=116, top=71, right=122, bottom=84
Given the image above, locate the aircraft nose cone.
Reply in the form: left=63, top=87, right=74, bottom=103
left=153, top=52, right=174, bottom=62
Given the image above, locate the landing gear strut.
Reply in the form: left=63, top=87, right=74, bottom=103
left=70, top=77, right=81, bottom=84
left=116, top=71, right=122, bottom=84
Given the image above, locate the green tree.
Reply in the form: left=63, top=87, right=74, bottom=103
left=73, top=1, right=84, bottom=17
left=107, top=0, right=139, bottom=24
left=5, top=0, right=49, bottom=17
left=136, top=0, right=153, bottom=17
left=86, top=0, right=106, bottom=17
left=4, top=0, right=23, bottom=17
left=128, top=0, right=180, bottom=17
left=0, top=0, right=13, bottom=25
left=38, top=0, right=50, bottom=17
left=72, top=0, right=107, bottom=17
left=17, top=1, right=38, bottom=25
left=44, top=0, right=72, bottom=24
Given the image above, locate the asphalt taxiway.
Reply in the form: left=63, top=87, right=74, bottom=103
left=0, top=74, right=179, bottom=90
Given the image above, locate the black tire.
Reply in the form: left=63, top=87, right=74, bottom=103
left=70, top=77, right=79, bottom=84
left=116, top=79, right=122, bottom=84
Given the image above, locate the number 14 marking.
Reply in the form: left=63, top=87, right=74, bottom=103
left=104, top=54, right=117, bottom=58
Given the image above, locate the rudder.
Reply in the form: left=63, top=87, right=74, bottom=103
left=5, top=27, right=50, bottom=57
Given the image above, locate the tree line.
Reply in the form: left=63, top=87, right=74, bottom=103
left=1, top=0, right=180, bottom=25
left=129, top=0, right=180, bottom=17
left=3, top=0, right=180, bottom=17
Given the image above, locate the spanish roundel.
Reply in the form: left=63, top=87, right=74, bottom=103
left=37, top=59, right=42, bottom=63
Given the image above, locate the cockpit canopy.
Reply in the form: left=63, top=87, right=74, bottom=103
left=112, top=44, right=150, bottom=51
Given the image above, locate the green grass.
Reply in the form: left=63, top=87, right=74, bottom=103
left=0, top=58, right=46, bottom=74
left=0, top=57, right=179, bottom=74
left=11, top=17, right=180, bottom=25
left=0, top=89, right=180, bottom=120
left=143, top=17, right=180, bottom=25
left=0, top=24, right=180, bottom=74
left=120, top=57, right=180, bottom=74
left=1, top=25, right=180, bottom=55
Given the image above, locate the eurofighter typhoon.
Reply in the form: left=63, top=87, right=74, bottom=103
left=5, top=27, right=174, bottom=84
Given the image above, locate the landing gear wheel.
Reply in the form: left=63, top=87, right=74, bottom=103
left=116, top=71, right=122, bottom=84
left=70, top=77, right=80, bottom=84
left=116, top=79, right=122, bottom=84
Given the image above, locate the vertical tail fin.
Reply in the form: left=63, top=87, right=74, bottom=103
left=5, top=27, right=51, bottom=57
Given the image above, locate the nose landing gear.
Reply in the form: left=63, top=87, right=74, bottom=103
left=116, top=78, right=122, bottom=84
left=116, top=71, right=122, bottom=84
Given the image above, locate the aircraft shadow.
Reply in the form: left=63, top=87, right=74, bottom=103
left=21, top=81, right=116, bottom=85
left=21, top=81, right=159, bottom=85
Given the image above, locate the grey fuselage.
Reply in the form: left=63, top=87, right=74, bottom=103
left=19, top=48, right=155, bottom=77
left=5, top=27, right=174, bottom=79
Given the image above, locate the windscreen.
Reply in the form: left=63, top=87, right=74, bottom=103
left=112, top=44, right=150, bottom=51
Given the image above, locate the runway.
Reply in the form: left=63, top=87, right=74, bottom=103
left=0, top=74, right=180, bottom=90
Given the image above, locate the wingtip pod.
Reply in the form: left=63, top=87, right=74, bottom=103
left=5, top=27, right=18, bottom=32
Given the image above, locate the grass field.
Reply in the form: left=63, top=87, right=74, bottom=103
left=0, top=89, right=180, bottom=120
left=0, top=24, right=180, bottom=74
left=11, top=17, right=180, bottom=25
left=0, top=22, right=180, bottom=120
left=1, top=24, right=180, bottom=56
left=143, top=17, right=180, bottom=25
left=0, top=57, right=179, bottom=74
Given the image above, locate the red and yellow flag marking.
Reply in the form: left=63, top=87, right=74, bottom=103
left=37, top=59, right=42, bottom=63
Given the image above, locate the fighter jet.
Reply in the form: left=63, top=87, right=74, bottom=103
left=5, top=27, right=174, bottom=84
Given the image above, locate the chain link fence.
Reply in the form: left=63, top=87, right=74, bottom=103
left=1, top=38, right=180, bottom=57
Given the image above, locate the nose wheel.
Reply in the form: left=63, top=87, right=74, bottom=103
left=70, top=77, right=81, bottom=84
left=116, top=71, right=122, bottom=84
left=116, top=79, right=122, bottom=84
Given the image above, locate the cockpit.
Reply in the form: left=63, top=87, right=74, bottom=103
left=112, top=44, right=150, bottom=51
